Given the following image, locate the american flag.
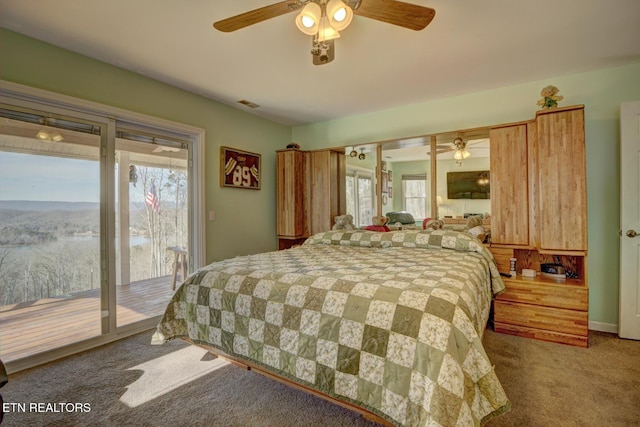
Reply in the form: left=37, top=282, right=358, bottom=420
left=145, top=182, right=160, bottom=213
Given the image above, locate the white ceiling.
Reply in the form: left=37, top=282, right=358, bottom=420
left=1, top=0, right=639, bottom=127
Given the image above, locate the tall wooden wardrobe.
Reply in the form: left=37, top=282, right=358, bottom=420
left=489, top=105, right=589, bottom=347
left=276, top=148, right=346, bottom=250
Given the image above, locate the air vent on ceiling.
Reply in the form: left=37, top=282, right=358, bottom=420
left=237, top=99, right=260, bottom=109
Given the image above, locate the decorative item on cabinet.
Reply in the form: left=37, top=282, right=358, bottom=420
left=537, top=85, right=564, bottom=110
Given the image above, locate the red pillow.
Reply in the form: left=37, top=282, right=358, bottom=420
left=422, top=218, right=432, bottom=229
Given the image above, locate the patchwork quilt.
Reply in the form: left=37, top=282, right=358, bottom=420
left=154, top=229, right=510, bottom=426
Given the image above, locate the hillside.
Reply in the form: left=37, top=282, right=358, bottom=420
left=0, top=200, right=150, bottom=245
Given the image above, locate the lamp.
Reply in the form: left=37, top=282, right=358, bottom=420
left=36, top=130, right=63, bottom=142
left=326, top=0, right=353, bottom=31
left=349, top=147, right=358, bottom=157
left=296, top=0, right=352, bottom=41
left=477, top=172, right=489, bottom=186
left=452, top=137, right=470, bottom=160
left=295, top=2, right=321, bottom=35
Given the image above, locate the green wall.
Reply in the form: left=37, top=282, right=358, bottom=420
left=3, top=27, right=640, bottom=327
left=0, top=28, right=291, bottom=263
left=293, top=62, right=640, bottom=328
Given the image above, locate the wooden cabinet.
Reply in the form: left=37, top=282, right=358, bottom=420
left=491, top=245, right=589, bottom=347
left=308, top=150, right=346, bottom=236
left=276, top=148, right=345, bottom=249
left=277, top=149, right=308, bottom=242
left=489, top=123, right=532, bottom=246
left=536, top=106, right=587, bottom=251
left=489, top=105, right=588, bottom=347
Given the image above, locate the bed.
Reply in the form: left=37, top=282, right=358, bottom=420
left=153, top=229, right=510, bottom=426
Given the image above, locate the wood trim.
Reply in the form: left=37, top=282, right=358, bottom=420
left=490, top=119, right=532, bottom=130
left=527, top=121, right=540, bottom=248
left=538, top=249, right=587, bottom=256
left=494, top=321, right=588, bottom=347
left=430, top=135, right=438, bottom=219
left=490, top=244, right=536, bottom=250
left=535, top=104, right=585, bottom=117
left=376, top=144, right=383, bottom=216
left=183, top=339, right=395, bottom=427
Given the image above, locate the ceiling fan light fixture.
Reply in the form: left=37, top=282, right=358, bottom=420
left=295, top=2, right=321, bottom=35
left=317, top=15, right=340, bottom=41
left=453, top=149, right=470, bottom=160
left=452, top=137, right=471, bottom=160
left=326, top=0, right=353, bottom=31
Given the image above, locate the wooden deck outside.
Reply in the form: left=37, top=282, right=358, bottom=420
left=0, top=276, right=176, bottom=363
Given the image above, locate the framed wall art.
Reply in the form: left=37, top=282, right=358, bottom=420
left=220, top=146, right=261, bottom=190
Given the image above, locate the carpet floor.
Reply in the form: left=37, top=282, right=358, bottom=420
left=1, top=328, right=639, bottom=426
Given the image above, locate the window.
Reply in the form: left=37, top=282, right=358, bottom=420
left=402, top=174, right=427, bottom=219
left=346, top=168, right=374, bottom=227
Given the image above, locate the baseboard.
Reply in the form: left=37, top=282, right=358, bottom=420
left=589, top=321, right=618, bottom=334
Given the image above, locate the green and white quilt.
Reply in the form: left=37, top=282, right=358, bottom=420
left=154, top=229, right=510, bottom=426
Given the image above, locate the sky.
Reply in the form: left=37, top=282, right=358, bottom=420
left=0, top=151, right=164, bottom=204
left=0, top=151, right=100, bottom=202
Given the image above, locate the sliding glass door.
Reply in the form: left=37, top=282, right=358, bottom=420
left=0, top=107, right=106, bottom=362
left=0, top=94, right=201, bottom=370
left=114, top=129, right=189, bottom=328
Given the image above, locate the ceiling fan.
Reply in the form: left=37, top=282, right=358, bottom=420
left=428, top=136, right=488, bottom=160
left=213, top=0, right=436, bottom=65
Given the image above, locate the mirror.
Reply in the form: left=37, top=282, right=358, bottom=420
left=380, top=136, right=431, bottom=228
left=345, top=144, right=377, bottom=227
left=433, top=130, right=490, bottom=220
left=343, top=127, right=491, bottom=229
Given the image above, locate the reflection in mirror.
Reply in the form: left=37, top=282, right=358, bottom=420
left=432, top=131, right=490, bottom=221
left=381, top=137, right=431, bottom=228
left=343, top=128, right=490, bottom=229
left=345, top=145, right=377, bottom=227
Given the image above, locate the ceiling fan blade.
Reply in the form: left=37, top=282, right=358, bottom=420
left=353, top=0, right=436, bottom=31
left=427, top=147, right=454, bottom=155
left=213, top=1, right=300, bottom=32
